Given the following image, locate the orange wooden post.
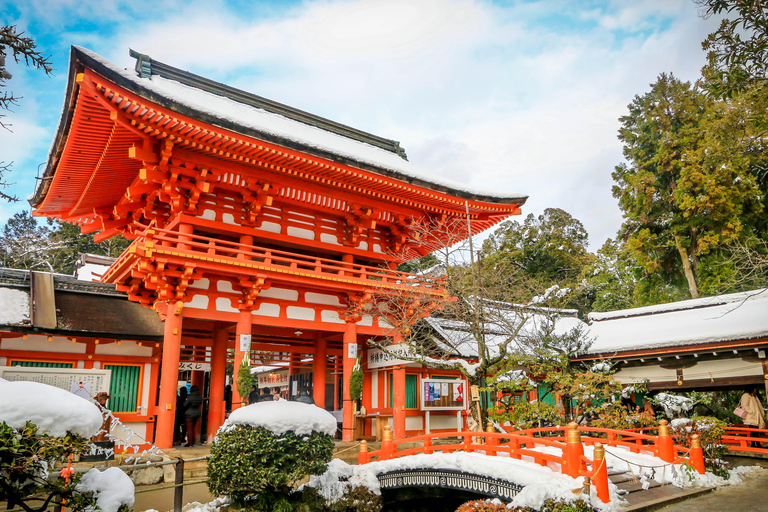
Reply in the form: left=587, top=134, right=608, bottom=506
left=563, top=422, right=584, bottom=478
left=486, top=424, right=497, bottom=456
left=358, top=440, right=370, bottom=464
left=380, top=425, right=394, bottom=460
left=424, top=437, right=433, bottom=454
left=463, top=431, right=473, bottom=453
left=156, top=303, right=182, bottom=449
left=655, top=420, right=675, bottom=463
left=592, top=443, right=610, bottom=503
left=689, top=434, right=706, bottom=475
left=207, top=324, right=229, bottom=443
left=393, top=365, right=406, bottom=439
left=510, top=436, right=521, bottom=459
left=342, top=321, right=357, bottom=442
left=313, top=334, right=327, bottom=408
left=232, top=310, right=252, bottom=408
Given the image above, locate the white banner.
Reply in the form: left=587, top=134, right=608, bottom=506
left=239, top=334, right=252, bottom=352
left=179, top=362, right=210, bottom=371
left=257, top=370, right=289, bottom=388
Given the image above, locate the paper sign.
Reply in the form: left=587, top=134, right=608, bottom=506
left=441, top=383, right=449, bottom=397
left=454, top=383, right=464, bottom=402
left=347, top=343, right=358, bottom=359
left=239, top=334, right=252, bottom=352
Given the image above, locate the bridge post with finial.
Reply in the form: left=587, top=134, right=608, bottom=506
left=655, top=420, right=675, bottom=463
left=485, top=424, right=497, bottom=456
left=380, top=424, right=394, bottom=461
left=592, top=443, right=610, bottom=503
left=562, top=422, right=584, bottom=478
left=689, top=434, right=705, bottom=474
left=358, top=439, right=370, bottom=464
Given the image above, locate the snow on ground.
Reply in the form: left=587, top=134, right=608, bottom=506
left=76, top=467, right=135, bottom=512
left=0, top=378, right=103, bottom=438
left=0, top=288, right=30, bottom=325
left=220, top=400, right=337, bottom=436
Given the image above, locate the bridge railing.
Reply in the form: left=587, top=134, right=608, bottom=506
left=722, top=426, right=768, bottom=454
left=358, top=420, right=708, bottom=504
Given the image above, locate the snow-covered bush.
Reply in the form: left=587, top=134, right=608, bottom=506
left=455, top=498, right=594, bottom=512
left=328, top=485, right=381, bottom=512
left=653, top=393, right=693, bottom=418
left=207, top=402, right=336, bottom=511
left=669, top=416, right=729, bottom=478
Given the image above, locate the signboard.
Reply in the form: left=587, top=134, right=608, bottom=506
left=420, top=378, right=467, bottom=411
left=239, top=334, right=252, bottom=352
left=179, top=362, right=210, bottom=371
left=257, top=370, right=289, bottom=388
left=347, top=343, right=358, bottom=359
left=367, top=343, right=415, bottom=369
left=0, top=367, right=111, bottom=396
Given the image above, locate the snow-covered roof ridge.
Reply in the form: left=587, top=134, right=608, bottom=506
left=585, top=288, right=768, bottom=355
left=70, top=46, right=526, bottom=204
left=588, top=288, right=768, bottom=322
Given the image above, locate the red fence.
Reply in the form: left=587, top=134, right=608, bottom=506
left=358, top=420, right=707, bottom=504
left=722, top=426, right=768, bottom=454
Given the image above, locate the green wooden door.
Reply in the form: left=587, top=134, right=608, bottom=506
left=104, top=364, right=141, bottom=412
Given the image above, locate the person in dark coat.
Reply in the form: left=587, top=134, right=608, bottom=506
left=174, top=386, right=188, bottom=445
left=258, top=386, right=274, bottom=402
left=248, top=385, right=260, bottom=405
left=294, top=386, right=314, bottom=405
left=183, top=385, right=203, bottom=447
left=224, top=384, right=232, bottom=414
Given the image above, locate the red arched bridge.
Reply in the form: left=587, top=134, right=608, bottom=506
left=357, top=420, right=768, bottom=504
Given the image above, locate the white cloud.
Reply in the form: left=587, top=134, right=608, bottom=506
left=2, top=0, right=726, bottom=248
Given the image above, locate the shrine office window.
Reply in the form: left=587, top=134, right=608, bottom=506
left=388, top=374, right=419, bottom=410
left=104, top=364, right=141, bottom=413
left=10, top=360, right=73, bottom=368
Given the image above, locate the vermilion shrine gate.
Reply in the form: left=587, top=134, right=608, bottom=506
left=30, top=47, right=526, bottom=447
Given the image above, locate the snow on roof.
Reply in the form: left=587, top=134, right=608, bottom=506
left=0, top=288, right=30, bottom=326
left=76, top=47, right=525, bottom=203
left=586, top=289, right=768, bottom=355
left=75, top=262, right=110, bottom=282
left=0, top=378, right=103, bottom=438
left=221, top=400, right=337, bottom=437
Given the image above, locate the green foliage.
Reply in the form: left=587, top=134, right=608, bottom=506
left=207, top=424, right=335, bottom=509
left=0, top=421, right=98, bottom=512
left=580, top=238, right=637, bottom=312
left=455, top=498, right=594, bottom=512
left=669, top=416, right=730, bottom=478
left=236, top=360, right=256, bottom=402
left=592, top=402, right=658, bottom=431
left=396, top=253, right=440, bottom=274
left=349, top=359, right=363, bottom=402
left=613, top=72, right=765, bottom=300
left=329, top=485, right=382, bottom=512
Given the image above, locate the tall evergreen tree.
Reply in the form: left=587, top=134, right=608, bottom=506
left=613, top=73, right=762, bottom=301
left=0, top=211, right=64, bottom=271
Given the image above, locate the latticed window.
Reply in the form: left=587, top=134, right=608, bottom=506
left=104, top=364, right=141, bottom=413
left=10, top=360, right=73, bottom=368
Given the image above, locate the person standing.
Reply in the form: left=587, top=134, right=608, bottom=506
left=740, top=387, right=766, bottom=448
left=184, top=384, right=203, bottom=447
left=258, top=387, right=273, bottom=402
left=248, top=385, right=259, bottom=405
left=174, top=387, right=188, bottom=446
left=294, top=386, right=315, bottom=405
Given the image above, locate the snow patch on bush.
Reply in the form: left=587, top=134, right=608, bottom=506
left=0, top=378, right=103, bottom=438
left=75, top=468, right=135, bottom=512
left=221, top=400, right=337, bottom=436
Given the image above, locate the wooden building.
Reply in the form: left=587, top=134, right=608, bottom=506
left=577, top=289, right=768, bottom=395
left=26, top=46, right=527, bottom=447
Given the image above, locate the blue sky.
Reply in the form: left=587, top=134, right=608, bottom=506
left=0, top=0, right=722, bottom=248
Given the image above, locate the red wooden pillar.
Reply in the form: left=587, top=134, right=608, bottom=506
left=207, top=324, right=228, bottom=443
left=156, top=303, right=183, bottom=449
left=190, top=370, right=205, bottom=390
left=393, top=365, right=406, bottom=439
left=313, top=334, right=327, bottom=408
left=342, top=321, right=357, bottom=442
left=232, top=310, right=252, bottom=409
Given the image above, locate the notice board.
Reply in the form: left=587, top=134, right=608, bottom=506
left=420, top=378, right=466, bottom=411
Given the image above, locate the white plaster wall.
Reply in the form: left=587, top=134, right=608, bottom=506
left=320, top=233, right=340, bottom=245
left=405, top=416, right=423, bottom=431
left=252, top=303, right=280, bottom=317
left=305, top=293, right=341, bottom=306
left=257, top=221, right=281, bottom=233
left=260, top=287, right=299, bottom=301
left=187, top=294, right=210, bottom=309
left=320, top=310, right=345, bottom=324
left=286, top=306, right=315, bottom=321
left=140, top=363, right=151, bottom=415
left=356, top=315, right=373, bottom=327
left=95, top=341, right=153, bottom=357
left=287, top=226, right=315, bottom=240
left=1, top=336, right=86, bottom=353
left=371, top=371, right=379, bottom=408
left=222, top=213, right=237, bottom=225
left=217, top=281, right=235, bottom=293
left=201, top=209, right=216, bottom=220
left=188, top=278, right=210, bottom=290
left=215, top=297, right=238, bottom=313
left=431, top=414, right=461, bottom=430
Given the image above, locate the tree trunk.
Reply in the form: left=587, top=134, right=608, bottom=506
left=674, top=235, right=699, bottom=299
